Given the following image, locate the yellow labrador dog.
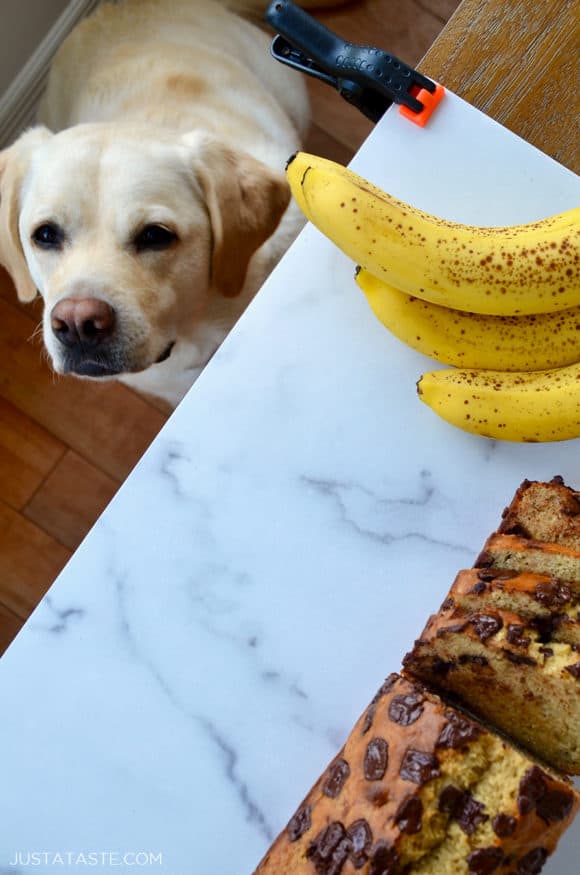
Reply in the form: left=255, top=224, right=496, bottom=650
left=0, top=0, right=338, bottom=406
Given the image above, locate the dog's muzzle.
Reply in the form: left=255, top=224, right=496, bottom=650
left=50, top=296, right=174, bottom=377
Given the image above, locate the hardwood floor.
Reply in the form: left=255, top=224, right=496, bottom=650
left=0, top=0, right=458, bottom=654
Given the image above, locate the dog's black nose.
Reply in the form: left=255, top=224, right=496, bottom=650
left=51, top=297, right=115, bottom=348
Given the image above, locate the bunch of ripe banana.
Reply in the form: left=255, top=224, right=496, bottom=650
left=286, top=152, right=580, bottom=443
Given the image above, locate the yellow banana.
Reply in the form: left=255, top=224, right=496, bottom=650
left=286, top=152, right=580, bottom=316
left=356, top=268, right=580, bottom=371
left=417, top=362, right=580, bottom=442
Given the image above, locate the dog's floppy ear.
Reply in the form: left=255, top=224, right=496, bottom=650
left=184, top=132, right=290, bottom=298
left=0, top=126, right=52, bottom=302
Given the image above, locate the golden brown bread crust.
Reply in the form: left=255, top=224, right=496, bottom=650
left=254, top=675, right=579, bottom=874
left=402, top=604, right=580, bottom=774
left=498, top=478, right=580, bottom=550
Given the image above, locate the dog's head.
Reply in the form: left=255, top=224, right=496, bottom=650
left=0, top=124, right=289, bottom=378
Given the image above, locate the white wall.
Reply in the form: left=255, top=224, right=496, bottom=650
left=0, top=0, right=71, bottom=95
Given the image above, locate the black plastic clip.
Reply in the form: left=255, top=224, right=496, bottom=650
left=264, top=0, right=440, bottom=123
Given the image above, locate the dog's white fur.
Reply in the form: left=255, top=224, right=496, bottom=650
left=0, top=0, right=325, bottom=406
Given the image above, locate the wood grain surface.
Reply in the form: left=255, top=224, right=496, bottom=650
left=0, top=603, right=22, bottom=654
left=24, top=449, right=119, bottom=550
left=0, top=501, right=71, bottom=620
left=420, top=0, right=580, bottom=173
left=0, top=397, right=65, bottom=510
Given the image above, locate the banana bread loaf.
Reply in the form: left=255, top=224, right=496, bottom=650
left=254, top=674, right=579, bottom=875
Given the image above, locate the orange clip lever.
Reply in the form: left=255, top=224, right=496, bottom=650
left=399, top=83, right=445, bottom=127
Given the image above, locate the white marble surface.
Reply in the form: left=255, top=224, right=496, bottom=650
left=0, top=91, right=579, bottom=874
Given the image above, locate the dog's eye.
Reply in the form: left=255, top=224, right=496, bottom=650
left=32, top=223, right=64, bottom=250
left=134, top=224, right=178, bottom=252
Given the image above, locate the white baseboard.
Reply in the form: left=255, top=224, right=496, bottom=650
left=0, top=0, right=103, bottom=148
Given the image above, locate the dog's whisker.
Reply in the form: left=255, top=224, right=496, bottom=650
left=28, top=320, right=44, bottom=344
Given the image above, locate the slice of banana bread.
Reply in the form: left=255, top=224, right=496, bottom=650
left=403, top=604, right=580, bottom=774
left=445, top=568, right=580, bottom=646
left=476, top=533, right=580, bottom=583
left=498, top=477, right=580, bottom=550
left=254, top=674, right=578, bottom=875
